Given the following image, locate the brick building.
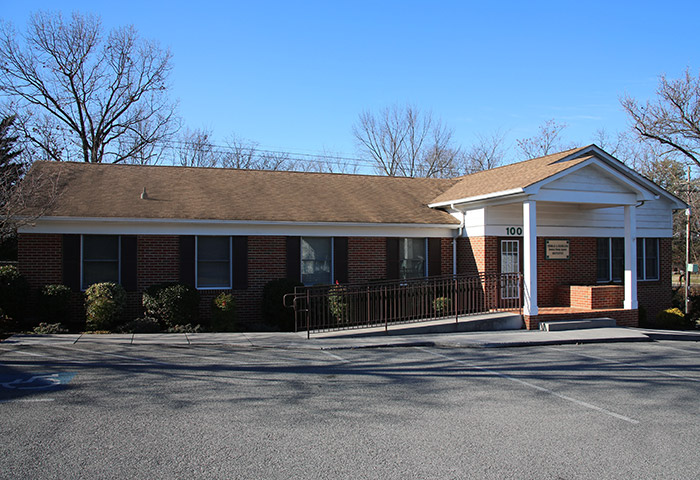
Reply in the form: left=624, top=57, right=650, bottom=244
left=18, top=145, right=686, bottom=329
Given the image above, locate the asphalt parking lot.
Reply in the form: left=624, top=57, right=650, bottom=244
left=1, top=340, right=699, bottom=479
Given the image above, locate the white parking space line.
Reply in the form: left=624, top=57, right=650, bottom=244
left=418, top=347, right=640, bottom=424
left=320, top=350, right=350, bottom=363
left=548, top=347, right=700, bottom=383
left=0, top=398, right=55, bottom=404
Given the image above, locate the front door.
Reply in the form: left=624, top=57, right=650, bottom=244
left=500, top=239, right=520, bottom=300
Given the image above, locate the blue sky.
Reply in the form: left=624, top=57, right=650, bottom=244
left=3, top=1, right=699, bottom=167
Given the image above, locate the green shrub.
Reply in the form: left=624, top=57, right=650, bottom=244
left=654, top=307, right=693, bottom=330
left=119, top=317, right=162, bottom=333
left=328, top=282, right=348, bottom=324
left=33, top=322, right=68, bottom=334
left=166, top=323, right=203, bottom=333
left=84, top=282, right=126, bottom=331
left=211, top=292, right=237, bottom=332
left=433, top=296, right=452, bottom=315
left=142, top=283, right=200, bottom=328
left=38, top=284, right=72, bottom=324
left=0, top=265, right=29, bottom=323
left=261, top=278, right=303, bottom=331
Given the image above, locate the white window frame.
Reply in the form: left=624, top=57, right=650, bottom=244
left=195, top=236, right=232, bottom=290
left=597, top=237, right=624, bottom=283
left=300, top=236, right=334, bottom=286
left=399, top=237, right=428, bottom=280
left=637, top=238, right=660, bottom=281
left=597, top=237, right=660, bottom=283
left=81, top=234, right=121, bottom=290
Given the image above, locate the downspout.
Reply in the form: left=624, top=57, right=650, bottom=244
left=452, top=205, right=465, bottom=275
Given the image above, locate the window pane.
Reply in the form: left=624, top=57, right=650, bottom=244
left=645, top=238, right=659, bottom=280
left=301, top=237, right=332, bottom=285
left=611, top=238, right=624, bottom=282
left=198, top=236, right=230, bottom=262
left=82, top=235, right=119, bottom=289
left=197, top=236, right=231, bottom=288
left=596, top=238, right=610, bottom=282
left=399, top=238, right=426, bottom=279
left=197, top=262, right=230, bottom=288
left=83, top=235, right=119, bottom=261
left=83, top=261, right=119, bottom=288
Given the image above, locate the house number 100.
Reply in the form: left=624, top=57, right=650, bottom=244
left=506, top=227, right=522, bottom=236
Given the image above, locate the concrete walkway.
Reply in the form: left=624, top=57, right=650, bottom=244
left=4, top=326, right=700, bottom=349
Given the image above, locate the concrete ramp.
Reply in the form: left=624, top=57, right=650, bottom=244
left=310, top=312, right=523, bottom=338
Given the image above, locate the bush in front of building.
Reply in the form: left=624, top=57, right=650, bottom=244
left=119, top=317, right=162, bottom=333
left=211, top=292, right=237, bottom=332
left=33, top=322, right=68, bottom=334
left=85, top=282, right=127, bottom=331
left=143, top=283, right=200, bottom=329
left=38, top=284, right=72, bottom=325
left=0, top=265, right=29, bottom=329
left=433, top=296, right=452, bottom=316
left=262, top=278, right=303, bottom=331
left=654, top=307, right=694, bottom=330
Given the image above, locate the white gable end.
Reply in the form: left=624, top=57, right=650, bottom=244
left=530, top=161, right=650, bottom=205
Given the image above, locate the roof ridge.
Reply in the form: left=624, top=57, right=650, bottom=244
left=33, top=160, right=461, bottom=183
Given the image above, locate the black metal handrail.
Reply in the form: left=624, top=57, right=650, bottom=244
left=284, top=272, right=522, bottom=338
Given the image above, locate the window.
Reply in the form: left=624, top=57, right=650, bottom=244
left=597, top=237, right=659, bottom=282
left=301, top=237, right=332, bottom=285
left=399, top=238, right=426, bottom=279
left=196, top=236, right=231, bottom=289
left=82, top=235, right=120, bottom=289
left=637, top=238, right=659, bottom=281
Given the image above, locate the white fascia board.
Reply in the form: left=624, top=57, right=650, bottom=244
left=428, top=188, right=525, bottom=208
left=19, top=216, right=460, bottom=238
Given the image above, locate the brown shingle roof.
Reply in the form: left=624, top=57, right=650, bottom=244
left=29, top=161, right=461, bottom=225
left=430, top=146, right=591, bottom=205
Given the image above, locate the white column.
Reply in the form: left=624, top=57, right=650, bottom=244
left=523, top=200, right=538, bottom=316
left=624, top=205, right=638, bottom=309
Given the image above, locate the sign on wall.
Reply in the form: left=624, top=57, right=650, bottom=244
left=545, top=239, right=570, bottom=260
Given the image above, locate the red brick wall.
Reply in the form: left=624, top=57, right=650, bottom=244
left=137, top=235, right=180, bottom=290
left=348, top=237, right=386, bottom=283
left=638, top=237, right=672, bottom=322
left=537, top=237, right=597, bottom=307
left=17, top=233, right=63, bottom=288
left=560, top=285, right=624, bottom=309
left=440, top=238, right=453, bottom=276
left=458, top=236, right=498, bottom=275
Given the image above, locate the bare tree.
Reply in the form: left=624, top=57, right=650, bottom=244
left=352, top=104, right=461, bottom=178
left=621, top=69, right=700, bottom=169
left=460, top=131, right=509, bottom=175
left=516, top=119, right=573, bottom=159
left=0, top=11, right=179, bottom=164
left=0, top=115, right=61, bottom=240
left=175, top=127, right=218, bottom=167
left=220, top=135, right=260, bottom=169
